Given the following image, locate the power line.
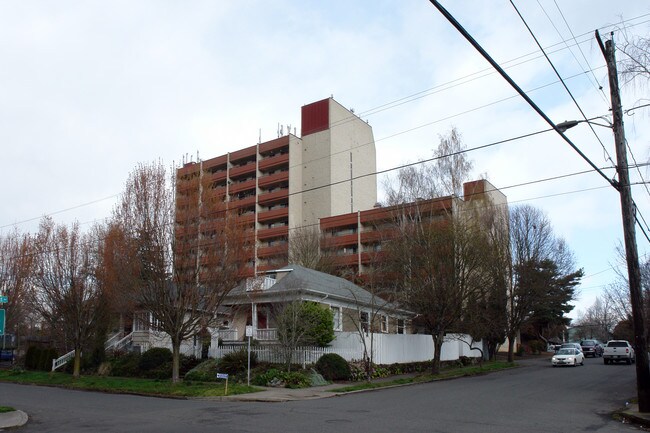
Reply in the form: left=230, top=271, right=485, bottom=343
left=549, top=0, right=610, bottom=104
left=429, top=0, right=617, bottom=191
left=509, top=0, right=616, bottom=170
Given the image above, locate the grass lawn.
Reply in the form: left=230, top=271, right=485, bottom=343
left=0, top=406, right=16, bottom=413
left=0, top=370, right=260, bottom=398
left=330, top=361, right=516, bottom=393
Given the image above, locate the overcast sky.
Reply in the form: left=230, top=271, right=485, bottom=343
left=1, top=1, right=649, bottom=318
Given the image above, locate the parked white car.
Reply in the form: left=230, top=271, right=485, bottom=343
left=552, top=348, right=584, bottom=367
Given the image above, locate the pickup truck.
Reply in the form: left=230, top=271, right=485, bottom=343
left=603, top=340, right=635, bottom=365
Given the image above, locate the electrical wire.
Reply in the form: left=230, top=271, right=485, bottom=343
left=510, top=0, right=616, bottom=170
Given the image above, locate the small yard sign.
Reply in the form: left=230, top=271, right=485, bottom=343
left=217, top=372, right=229, bottom=395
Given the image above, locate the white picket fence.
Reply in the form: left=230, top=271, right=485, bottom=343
left=210, top=332, right=483, bottom=365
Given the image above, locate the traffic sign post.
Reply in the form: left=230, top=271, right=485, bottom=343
left=245, top=326, right=253, bottom=387
left=0, top=309, right=4, bottom=336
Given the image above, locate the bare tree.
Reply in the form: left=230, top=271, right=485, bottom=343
left=288, top=226, right=335, bottom=274
left=572, top=297, right=617, bottom=342
left=30, top=218, right=106, bottom=377
left=0, top=229, right=34, bottom=341
left=387, top=212, right=487, bottom=374
left=383, top=126, right=474, bottom=205
left=431, top=127, right=473, bottom=197
left=343, top=260, right=393, bottom=381
left=618, top=31, right=650, bottom=88
left=506, top=205, right=582, bottom=362
left=114, top=161, right=249, bottom=382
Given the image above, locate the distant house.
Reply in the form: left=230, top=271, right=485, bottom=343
left=220, top=264, right=415, bottom=343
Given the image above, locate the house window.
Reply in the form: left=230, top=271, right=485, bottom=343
left=380, top=315, right=388, bottom=333
left=330, top=306, right=342, bottom=331
left=360, top=311, right=369, bottom=333
left=397, top=319, right=405, bottom=334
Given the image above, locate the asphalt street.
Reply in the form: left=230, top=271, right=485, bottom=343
left=0, top=356, right=640, bottom=433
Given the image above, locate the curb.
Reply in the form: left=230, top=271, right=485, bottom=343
left=617, top=404, right=650, bottom=428
left=0, top=410, right=28, bottom=429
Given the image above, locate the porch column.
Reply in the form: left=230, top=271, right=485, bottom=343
left=251, top=303, right=258, bottom=333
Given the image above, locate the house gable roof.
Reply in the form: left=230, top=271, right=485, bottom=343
left=227, top=264, right=411, bottom=316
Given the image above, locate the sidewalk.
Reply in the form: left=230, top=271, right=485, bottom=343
left=222, top=382, right=345, bottom=402
left=0, top=409, right=28, bottom=429
left=222, top=373, right=419, bottom=402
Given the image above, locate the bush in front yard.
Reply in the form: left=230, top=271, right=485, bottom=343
left=219, top=349, right=257, bottom=376
left=108, top=352, right=141, bottom=377
left=315, top=353, right=350, bottom=381
left=252, top=368, right=311, bottom=388
left=185, top=358, right=220, bottom=382
left=139, top=347, right=173, bottom=371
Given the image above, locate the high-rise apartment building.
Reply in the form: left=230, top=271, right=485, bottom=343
left=176, top=97, right=377, bottom=277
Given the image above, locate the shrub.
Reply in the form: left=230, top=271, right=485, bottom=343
left=109, top=352, right=141, bottom=377
left=185, top=358, right=220, bottom=382
left=315, top=353, right=350, bottom=381
left=25, top=346, right=59, bottom=371
left=528, top=340, right=546, bottom=354
left=251, top=368, right=311, bottom=388
left=252, top=368, right=281, bottom=386
left=219, top=349, right=257, bottom=376
left=139, top=347, right=173, bottom=371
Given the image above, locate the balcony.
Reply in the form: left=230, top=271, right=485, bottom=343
left=257, top=243, right=288, bottom=259
left=177, top=162, right=200, bottom=177
left=228, top=178, right=256, bottom=195
left=229, top=145, right=257, bottom=164
left=257, top=207, right=288, bottom=224
left=208, top=170, right=227, bottom=183
left=215, top=329, right=238, bottom=341
left=331, top=254, right=360, bottom=267
left=237, top=212, right=256, bottom=226
left=259, top=136, right=289, bottom=155
left=258, top=153, right=289, bottom=172
left=229, top=161, right=257, bottom=179
left=228, top=195, right=256, bottom=210
left=360, top=228, right=398, bottom=244
left=258, top=189, right=289, bottom=206
left=320, top=213, right=359, bottom=231
left=202, top=155, right=227, bottom=171
left=360, top=251, right=386, bottom=265
left=205, top=186, right=227, bottom=198
left=256, top=328, right=278, bottom=341
left=257, top=225, right=289, bottom=241
left=321, top=233, right=358, bottom=249
left=258, top=171, right=289, bottom=189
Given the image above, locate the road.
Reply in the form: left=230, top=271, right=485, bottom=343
left=0, top=356, right=640, bottom=433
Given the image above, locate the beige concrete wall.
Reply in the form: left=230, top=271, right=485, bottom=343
left=300, top=98, right=377, bottom=228
left=328, top=99, right=377, bottom=215
left=287, top=134, right=305, bottom=229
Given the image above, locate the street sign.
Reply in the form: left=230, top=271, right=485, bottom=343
left=245, top=325, right=253, bottom=337
left=0, top=309, right=4, bottom=335
left=216, top=373, right=228, bottom=379
left=0, top=296, right=7, bottom=304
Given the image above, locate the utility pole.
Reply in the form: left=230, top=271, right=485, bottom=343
left=598, top=30, right=650, bottom=412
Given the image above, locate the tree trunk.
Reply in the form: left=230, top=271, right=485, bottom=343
left=507, top=334, right=515, bottom=363
left=73, top=348, right=81, bottom=378
left=172, top=340, right=181, bottom=383
left=431, top=332, right=444, bottom=375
